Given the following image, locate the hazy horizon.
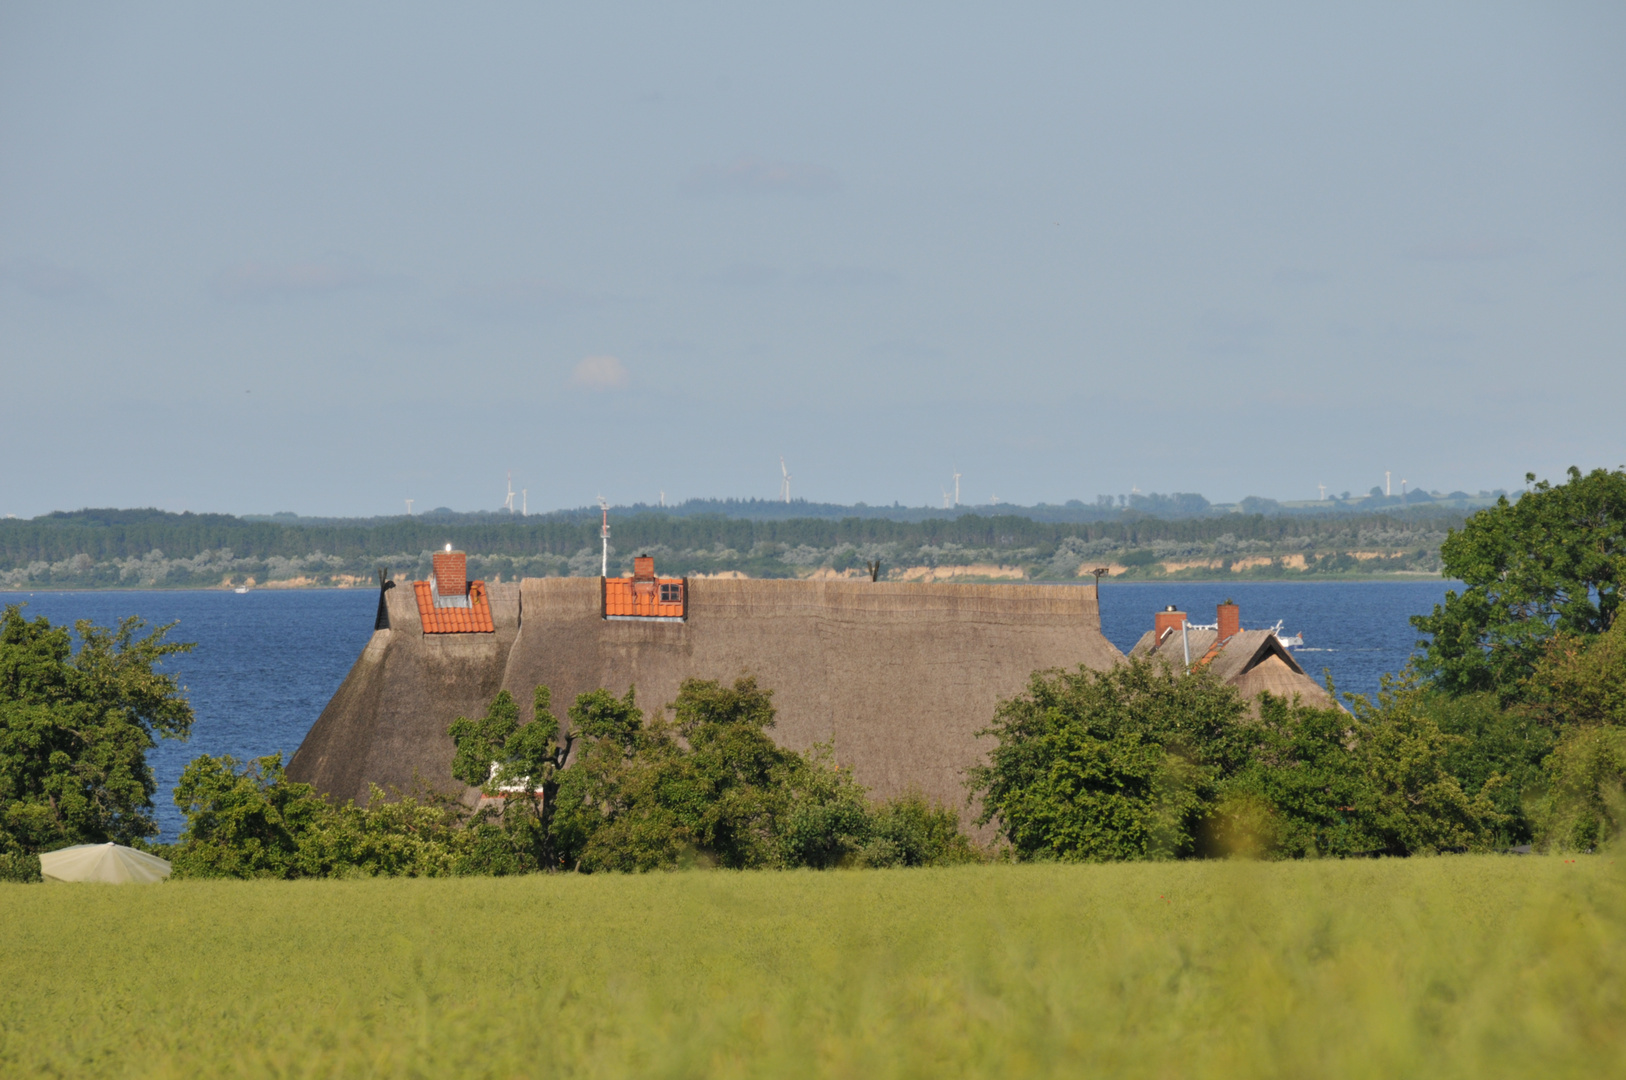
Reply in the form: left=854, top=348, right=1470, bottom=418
left=4, top=3, right=1623, bottom=518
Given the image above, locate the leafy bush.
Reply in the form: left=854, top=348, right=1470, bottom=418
left=969, top=660, right=1251, bottom=861
left=973, top=661, right=1505, bottom=861
left=1529, top=725, right=1626, bottom=853
left=0, top=851, right=41, bottom=882
left=458, top=677, right=980, bottom=873
left=169, top=753, right=508, bottom=879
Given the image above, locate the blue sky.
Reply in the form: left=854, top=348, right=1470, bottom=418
left=3, top=3, right=1622, bottom=517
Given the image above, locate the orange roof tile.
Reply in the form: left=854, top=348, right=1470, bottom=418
left=603, top=577, right=685, bottom=618
left=414, top=579, right=496, bottom=634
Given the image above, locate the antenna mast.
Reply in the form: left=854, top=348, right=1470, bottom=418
left=598, top=497, right=610, bottom=577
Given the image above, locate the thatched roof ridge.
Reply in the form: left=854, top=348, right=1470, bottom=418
left=1231, top=654, right=1337, bottom=709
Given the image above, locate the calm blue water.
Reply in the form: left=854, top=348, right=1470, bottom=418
left=7, top=580, right=1452, bottom=840
left=1096, top=580, right=1450, bottom=695
left=9, top=589, right=376, bottom=840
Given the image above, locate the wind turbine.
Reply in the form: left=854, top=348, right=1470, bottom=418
left=405, top=499, right=414, bottom=516
left=1385, top=470, right=1392, bottom=497
left=521, top=489, right=527, bottom=516
left=1318, top=483, right=1327, bottom=500
left=503, top=472, right=516, bottom=514
left=779, top=457, right=792, bottom=503
left=952, top=468, right=962, bottom=508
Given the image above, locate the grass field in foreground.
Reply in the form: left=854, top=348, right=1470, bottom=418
left=2, top=858, right=1622, bottom=1079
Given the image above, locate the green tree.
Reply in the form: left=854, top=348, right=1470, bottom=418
left=170, top=752, right=489, bottom=879
left=551, top=687, right=693, bottom=873
left=777, top=743, right=874, bottom=869
left=448, top=686, right=576, bottom=871
left=456, top=677, right=954, bottom=873
left=1529, top=725, right=1626, bottom=852
left=1412, top=467, right=1626, bottom=698
left=1424, top=691, right=1552, bottom=844
left=969, top=660, right=1251, bottom=861
left=1345, top=675, right=1505, bottom=854
left=1215, top=694, right=1383, bottom=858
left=169, top=753, right=331, bottom=878
left=1525, top=616, right=1626, bottom=729
left=0, top=605, right=193, bottom=858
left=858, top=790, right=980, bottom=868
left=665, top=676, right=804, bottom=868
left=1220, top=677, right=1505, bottom=858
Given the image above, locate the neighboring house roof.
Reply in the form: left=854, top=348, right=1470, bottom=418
left=1128, top=621, right=1335, bottom=710
left=413, top=579, right=496, bottom=634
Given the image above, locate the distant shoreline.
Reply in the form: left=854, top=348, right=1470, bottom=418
left=1, top=571, right=1450, bottom=594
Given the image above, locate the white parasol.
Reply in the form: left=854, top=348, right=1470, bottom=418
left=39, top=843, right=172, bottom=884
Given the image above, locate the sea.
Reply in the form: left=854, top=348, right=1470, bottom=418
left=7, top=579, right=1453, bottom=840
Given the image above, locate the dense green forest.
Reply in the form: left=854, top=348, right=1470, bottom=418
left=0, top=505, right=1471, bottom=588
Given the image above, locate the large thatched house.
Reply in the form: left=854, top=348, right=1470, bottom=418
left=1126, top=600, right=1336, bottom=709
left=287, top=551, right=1125, bottom=821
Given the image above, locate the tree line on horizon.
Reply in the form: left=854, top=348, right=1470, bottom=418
left=0, top=503, right=1470, bottom=588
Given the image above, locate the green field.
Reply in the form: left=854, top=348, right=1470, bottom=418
left=3, top=858, right=1621, bottom=1079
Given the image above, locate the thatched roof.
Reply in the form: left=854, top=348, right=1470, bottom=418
left=288, top=578, right=1123, bottom=824
left=287, top=580, right=522, bottom=807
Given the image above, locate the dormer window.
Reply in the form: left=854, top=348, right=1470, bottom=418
left=604, top=555, right=686, bottom=621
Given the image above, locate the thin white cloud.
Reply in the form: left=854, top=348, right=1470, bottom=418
left=448, top=277, right=615, bottom=321
left=796, top=264, right=900, bottom=292
left=682, top=157, right=840, bottom=197
left=1405, top=237, right=1533, bottom=262
left=702, top=263, right=785, bottom=289
left=1190, top=311, right=1272, bottom=357
left=211, top=261, right=379, bottom=301
left=572, top=355, right=629, bottom=390
left=700, top=262, right=898, bottom=291
left=0, top=258, right=103, bottom=302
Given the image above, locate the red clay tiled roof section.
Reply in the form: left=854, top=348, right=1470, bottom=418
left=413, top=579, right=496, bottom=633
left=603, top=578, right=685, bottom=617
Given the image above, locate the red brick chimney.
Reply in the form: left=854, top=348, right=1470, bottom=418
left=632, top=555, right=656, bottom=580
left=1217, top=600, right=1240, bottom=641
left=433, top=547, right=467, bottom=599
left=1154, top=605, right=1186, bottom=644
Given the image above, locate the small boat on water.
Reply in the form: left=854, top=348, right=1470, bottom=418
left=1264, top=620, right=1303, bottom=648
left=234, top=585, right=251, bottom=594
